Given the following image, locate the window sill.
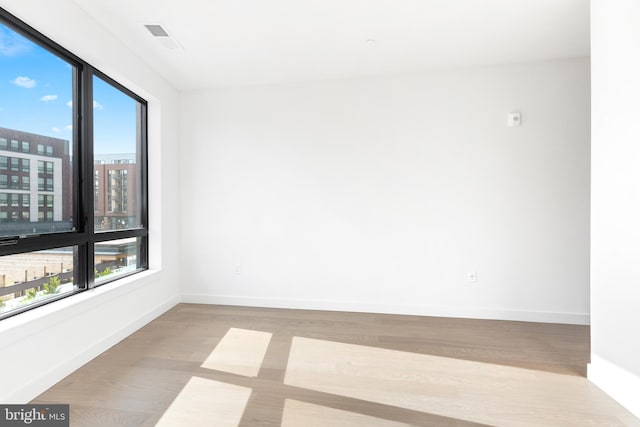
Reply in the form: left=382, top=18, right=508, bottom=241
left=0, top=269, right=161, bottom=349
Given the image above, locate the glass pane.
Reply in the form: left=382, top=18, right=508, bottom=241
left=93, top=76, right=141, bottom=232
left=95, top=237, right=142, bottom=283
left=0, top=23, right=75, bottom=237
left=0, top=246, right=77, bottom=316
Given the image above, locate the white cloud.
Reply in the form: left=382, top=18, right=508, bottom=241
left=11, top=76, right=36, bottom=88
left=40, top=94, right=58, bottom=102
left=52, top=127, right=61, bottom=133
left=66, top=100, right=73, bottom=108
left=64, top=125, right=73, bottom=131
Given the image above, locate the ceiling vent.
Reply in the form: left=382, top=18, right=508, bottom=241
left=144, top=24, right=170, bottom=37
left=143, top=23, right=181, bottom=50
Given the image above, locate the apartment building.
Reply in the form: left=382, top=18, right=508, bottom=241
left=0, top=127, right=72, bottom=234
left=94, top=153, right=137, bottom=231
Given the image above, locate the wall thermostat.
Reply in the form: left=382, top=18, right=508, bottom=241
left=508, top=111, right=521, bottom=127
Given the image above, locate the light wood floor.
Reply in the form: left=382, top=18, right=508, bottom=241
left=32, top=304, right=640, bottom=426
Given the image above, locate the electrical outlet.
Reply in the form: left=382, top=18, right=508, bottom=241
left=467, top=272, right=477, bottom=283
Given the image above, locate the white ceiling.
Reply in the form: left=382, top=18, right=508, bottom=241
left=72, top=0, right=590, bottom=91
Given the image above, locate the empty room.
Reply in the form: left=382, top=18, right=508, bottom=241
left=0, top=0, right=639, bottom=426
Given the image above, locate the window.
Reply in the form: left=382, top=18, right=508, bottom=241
left=94, top=76, right=141, bottom=233
left=0, top=9, right=148, bottom=320
left=37, top=194, right=54, bottom=223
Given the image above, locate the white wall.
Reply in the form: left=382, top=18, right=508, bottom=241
left=589, top=0, right=640, bottom=418
left=180, top=58, right=590, bottom=324
left=0, top=0, right=181, bottom=402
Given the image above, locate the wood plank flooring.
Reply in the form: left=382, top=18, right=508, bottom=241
left=31, top=304, right=640, bottom=426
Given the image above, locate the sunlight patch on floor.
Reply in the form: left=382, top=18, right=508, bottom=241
left=155, top=376, right=251, bottom=427
left=284, top=337, right=629, bottom=427
left=201, top=327, right=272, bottom=377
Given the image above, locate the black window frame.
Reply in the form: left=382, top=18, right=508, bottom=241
left=0, top=7, right=149, bottom=320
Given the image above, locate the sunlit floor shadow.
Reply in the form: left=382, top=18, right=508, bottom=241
left=284, top=336, right=634, bottom=427
left=155, top=376, right=251, bottom=427
left=282, top=399, right=413, bottom=427
left=201, top=327, right=272, bottom=377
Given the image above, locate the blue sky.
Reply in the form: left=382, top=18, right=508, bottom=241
left=0, top=23, right=137, bottom=155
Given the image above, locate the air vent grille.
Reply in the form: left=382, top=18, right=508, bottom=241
left=144, top=24, right=169, bottom=37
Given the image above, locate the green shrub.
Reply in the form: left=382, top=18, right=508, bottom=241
left=24, top=288, right=38, bottom=301
left=44, top=275, right=61, bottom=294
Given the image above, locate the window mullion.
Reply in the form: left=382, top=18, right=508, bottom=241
left=82, top=68, right=96, bottom=289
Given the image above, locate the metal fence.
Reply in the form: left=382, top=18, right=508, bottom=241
left=0, top=260, right=118, bottom=298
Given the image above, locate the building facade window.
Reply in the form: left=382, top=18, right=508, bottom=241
left=10, top=175, right=19, bottom=190
left=0, top=8, right=148, bottom=320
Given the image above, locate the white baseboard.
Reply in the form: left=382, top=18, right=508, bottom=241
left=180, top=294, right=590, bottom=325
left=5, top=295, right=180, bottom=403
left=588, top=355, right=640, bottom=419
